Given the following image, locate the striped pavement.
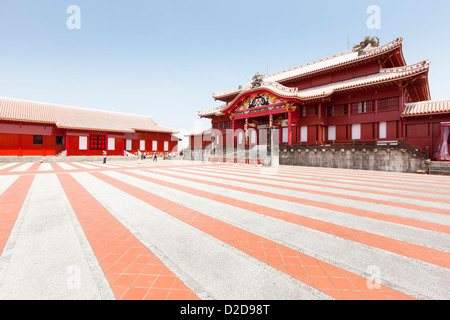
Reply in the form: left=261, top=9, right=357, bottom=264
left=0, top=159, right=449, bottom=300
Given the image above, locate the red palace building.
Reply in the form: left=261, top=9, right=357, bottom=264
left=197, top=37, right=450, bottom=163
left=0, top=97, right=179, bottom=158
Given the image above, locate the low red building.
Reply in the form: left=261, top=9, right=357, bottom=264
left=198, top=37, right=450, bottom=161
left=0, top=97, right=179, bottom=157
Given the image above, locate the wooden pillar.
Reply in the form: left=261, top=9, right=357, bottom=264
left=245, top=118, right=249, bottom=146
left=231, top=117, right=235, bottom=148
left=288, top=111, right=293, bottom=145
left=42, top=135, right=46, bottom=156
left=318, top=125, right=323, bottom=144
left=105, top=133, right=108, bottom=153
left=87, top=134, right=90, bottom=156
left=66, top=134, right=70, bottom=156
left=19, top=134, right=23, bottom=157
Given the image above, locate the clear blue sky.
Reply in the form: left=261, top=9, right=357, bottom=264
left=1, top=0, right=449, bottom=143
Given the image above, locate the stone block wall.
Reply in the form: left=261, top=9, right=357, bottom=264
left=279, top=147, right=428, bottom=173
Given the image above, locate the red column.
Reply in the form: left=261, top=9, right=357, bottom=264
left=87, top=134, right=90, bottom=156
left=288, top=111, right=293, bottom=145
left=231, top=117, right=235, bottom=148
left=19, top=134, right=23, bottom=157
left=318, top=125, right=323, bottom=144
left=66, top=134, right=70, bottom=156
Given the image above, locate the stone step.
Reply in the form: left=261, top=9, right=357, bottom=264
left=428, top=161, right=450, bottom=175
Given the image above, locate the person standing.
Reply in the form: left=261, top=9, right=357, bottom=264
left=138, top=150, right=142, bottom=164
left=103, top=150, right=107, bottom=164
left=153, top=152, right=157, bottom=162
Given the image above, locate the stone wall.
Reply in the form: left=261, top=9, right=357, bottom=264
left=280, top=148, right=428, bottom=173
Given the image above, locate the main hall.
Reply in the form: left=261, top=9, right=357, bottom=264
left=196, top=37, right=450, bottom=165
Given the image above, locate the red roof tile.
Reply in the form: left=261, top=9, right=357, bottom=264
left=0, top=97, right=176, bottom=133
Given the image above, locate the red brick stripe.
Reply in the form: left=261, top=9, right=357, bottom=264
left=0, top=175, right=35, bottom=254
left=119, top=170, right=450, bottom=269
left=57, top=173, right=199, bottom=301
left=90, top=171, right=416, bottom=300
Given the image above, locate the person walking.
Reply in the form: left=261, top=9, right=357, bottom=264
left=103, top=150, right=107, bottom=164
left=138, top=150, right=142, bottom=164
left=153, top=152, right=157, bottom=162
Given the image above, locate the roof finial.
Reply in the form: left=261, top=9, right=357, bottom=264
left=353, top=36, right=380, bottom=56
left=251, top=73, right=264, bottom=88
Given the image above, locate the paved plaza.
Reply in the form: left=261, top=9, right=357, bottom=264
left=0, top=159, right=449, bottom=300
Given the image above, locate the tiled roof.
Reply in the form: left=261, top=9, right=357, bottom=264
left=212, top=37, right=404, bottom=100
left=200, top=61, right=430, bottom=117
left=184, top=127, right=211, bottom=137
left=0, top=97, right=176, bottom=133
left=402, top=100, right=450, bottom=117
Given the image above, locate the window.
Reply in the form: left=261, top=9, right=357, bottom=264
left=164, top=141, right=169, bottom=151
left=301, top=106, right=306, bottom=117
left=108, top=138, right=115, bottom=151
left=378, top=97, right=399, bottom=112
left=238, top=131, right=244, bottom=144
left=300, top=126, right=308, bottom=142
left=126, top=139, right=132, bottom=151
left=140, top=140, right=146, bottom=151
left=33, top=135, right=43, bottom=145
left=56, top=136, right=64, bottom=146
left=328, top=126, right=336, bottom=141
left=250, top=130, right=256, bottom=144
left=328, top=105, right=348, bottom=117
left=379, top=122, right=387, bottom=139
left=352, top=124, right=361, bottom=140
left=79, top=136, right=88, bottom=150
left=152, top=140, right=157, bottom=151
left=351, top=101, right=374, bottom=114
left=90, top=135, right=106, bottom=150
left=282, top=127, right=289, bottom=143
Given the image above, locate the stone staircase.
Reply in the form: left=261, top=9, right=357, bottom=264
left=428, top=161, right=450, bottom=175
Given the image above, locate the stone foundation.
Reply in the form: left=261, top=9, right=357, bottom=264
left=280, top=148, right=428, bottom=173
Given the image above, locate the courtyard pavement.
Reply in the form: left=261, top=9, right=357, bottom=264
left=0, top=159, right=449, bottom=300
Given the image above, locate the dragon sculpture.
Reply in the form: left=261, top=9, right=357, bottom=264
left=353, top=36, right=380, bottom=56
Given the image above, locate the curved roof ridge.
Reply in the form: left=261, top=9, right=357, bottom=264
left=212, top=37, right=404, bottom=99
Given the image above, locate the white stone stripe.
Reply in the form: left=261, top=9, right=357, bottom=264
left=180, top=167, right=450, bottom=209
left=197, top=166, right=450, bottom=201
left=57, top=163, right=78, bottom=170
left=134, top=169, right=450, bottom=252
left=85, top=162, right=120, bottom=168
left=0, top=174, right=106, bottom=300
left=97, top=170, right=450, bottom=300
left=9, top=163, right=34, bottom=172
left=0, top=163, right=21, bottom=170
left=211, top=165, right=450, bottom=193
left=277, top=166, right=450, bottom=186
left=71, top=171, right=327, bottom=300
left=0, top=175, right=18, bottom=197
left=71, top=162, right=98, bottom=169
left=38, top=163, right=53, bottom=171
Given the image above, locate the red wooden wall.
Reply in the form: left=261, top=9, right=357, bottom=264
left=0, top=121, right=178, bottom=157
